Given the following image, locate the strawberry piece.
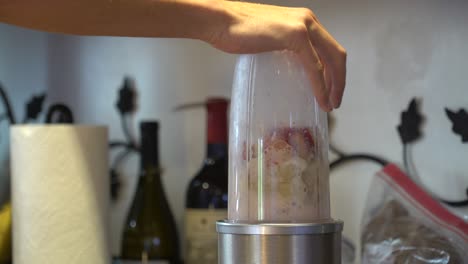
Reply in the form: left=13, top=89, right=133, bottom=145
left=264, top=138, right=293, bottom=166
left=287, top=128, right=315, bottom=161
left=266, top=127, right=315, bottom=161
left=242, top=127, right=315, bottom=162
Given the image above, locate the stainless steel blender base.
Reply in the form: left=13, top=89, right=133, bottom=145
left=216, top=220, right=343, bottom=264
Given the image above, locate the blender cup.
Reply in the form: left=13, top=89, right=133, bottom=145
left=217, top=51, right=342, bottom=264
left=228, top=51, right=330, bottom=223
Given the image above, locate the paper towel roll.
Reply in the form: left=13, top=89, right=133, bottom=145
left=11, top=125, right=110, bottom=264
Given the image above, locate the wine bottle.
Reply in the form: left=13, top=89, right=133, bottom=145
left=185, top=98, right=228, bottom=264
left=121, top=121, right=180, bottom=264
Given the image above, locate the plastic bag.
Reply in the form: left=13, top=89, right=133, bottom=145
left=342, top=236, right=356, bottom=264
left=361, top=164, right=468, bottom=264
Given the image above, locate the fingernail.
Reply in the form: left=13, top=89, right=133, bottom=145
left=330, top=97, right=341, bottom=109
left=328, top=98, right=335, bottom=110
left=325, top=101, right=333, bottom=112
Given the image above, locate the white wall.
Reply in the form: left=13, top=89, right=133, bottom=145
left=1, top=0, right=468, bottom=262
left=317, top=0, right=468, bottom=245
left=0, top=24, right=48, bottom=205
left=328, top=1, right=468, bottom=260
left=46, top=34, right=236, bottom=255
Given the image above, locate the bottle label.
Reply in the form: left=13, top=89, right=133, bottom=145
left=118, top=260, right=169, bottom=264
left=185, top=208, right=227, bottom=264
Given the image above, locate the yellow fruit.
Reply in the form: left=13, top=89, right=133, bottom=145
left=0, top=202, right=12, bottom=263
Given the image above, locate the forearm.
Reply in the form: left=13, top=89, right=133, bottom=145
left=0, top=0, right=347, bottom=111
left=0, top=0, right=229, bottom=41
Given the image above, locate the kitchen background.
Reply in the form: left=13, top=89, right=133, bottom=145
left=0, top=0, right=467, bottom=262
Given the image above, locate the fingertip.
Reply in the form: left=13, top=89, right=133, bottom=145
left=318, top=97, right=333, bottom=112
left=331, top=93, right=342, bottom=109
left=313, top=80, right=332, bottom=112
left=330, top=83, right=345, bottom=109
left=296, top=41, right=331, bottom=112
left=312, top=84, right=331, bottom=112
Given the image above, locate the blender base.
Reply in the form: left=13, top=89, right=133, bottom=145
left=216, top=220, right=343, bottom=264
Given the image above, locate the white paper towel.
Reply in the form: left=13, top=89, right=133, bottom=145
left=11, top=125, right=110, bottom=264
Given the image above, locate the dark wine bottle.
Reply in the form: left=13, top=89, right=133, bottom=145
left=185, top=98, right=228, bottom=264
left=121, top=121, right=180, bottom=264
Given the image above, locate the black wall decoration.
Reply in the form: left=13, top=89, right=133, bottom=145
left=109, top=77, right=139, bottom=201
left=397, top=98, right=468, bottom=207
left=397, top=98, right=424, bottom=144
left=445, top=108, right=468, bottom=143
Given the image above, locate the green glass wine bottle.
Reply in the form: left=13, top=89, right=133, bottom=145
left=120, top=121, right=180, bottom=264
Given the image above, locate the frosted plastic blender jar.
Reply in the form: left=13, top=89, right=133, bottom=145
left=217, top=51, right=342, bottom=264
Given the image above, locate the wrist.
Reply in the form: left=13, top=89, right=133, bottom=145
left=191, top=0, right=234, bottom=44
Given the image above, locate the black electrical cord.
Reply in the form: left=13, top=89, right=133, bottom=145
left=110, top=148, right=135, bottom=201
left=111, top=76, right=140, bottom=200
left=403, top=143, right=468, bottom=207
left=45, top=103, right=74, bottom=124
left=110, top=112, right=140, bottom=201
left=0, top=83, right=16, bottom=124
left=329, top=142, right=346, bottom=158
left=113, top=114, right=139, bottom=162
left=121, top=114, right=137, bottom=147
left=112, top=148, right=135, bottom=170
left=403, top=143, right=410, bottom=176
left=330, top=153, right=388, bottom=170
left=443, top=194, right=468, bottom=207
left=110, top=141, right=139, bottom=201
left=109, top=141, right=138, bottom=151
left=329, top=140, right=388, bottom=170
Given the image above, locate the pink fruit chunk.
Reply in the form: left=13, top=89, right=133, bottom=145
left=287, top=128, right=315, bottom=161
left=263, top=139, right=293, bottom=166
left=267, top=127, right=315, bottom=161
left=242, top=127, right=315, bottom=163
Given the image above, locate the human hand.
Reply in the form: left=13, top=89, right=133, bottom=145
left=208, top=1, right=346, bottom=111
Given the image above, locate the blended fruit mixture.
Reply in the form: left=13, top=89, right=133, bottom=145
left=230, top=127, right=330, bottom=223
